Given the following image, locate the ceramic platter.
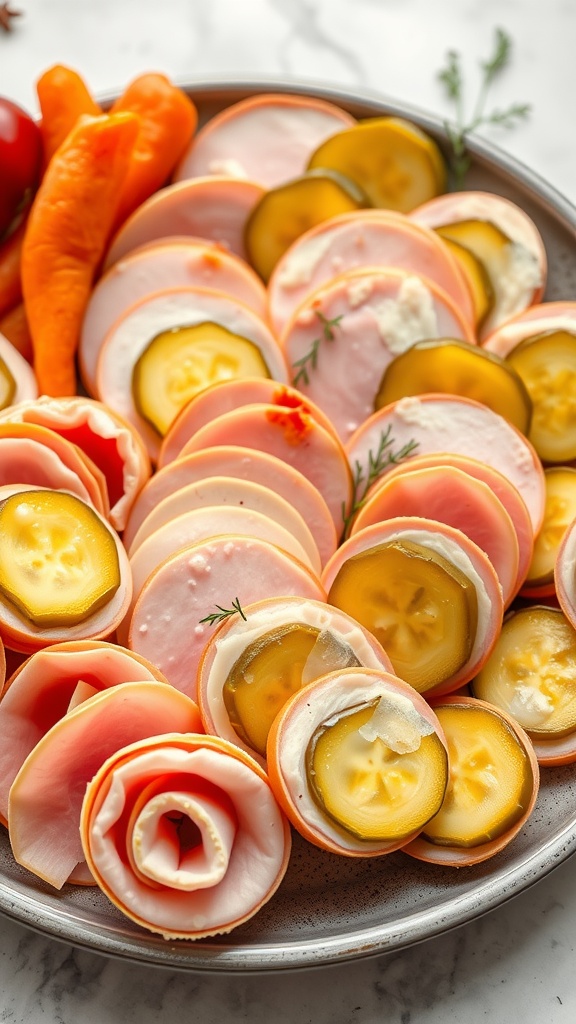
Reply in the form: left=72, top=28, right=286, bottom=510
left=1, top=81, right=576, bottom=973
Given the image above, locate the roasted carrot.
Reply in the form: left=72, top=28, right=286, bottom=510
left=21, top=112, right=139, bottom=396
left=0, top=218, right=26, bottom=319
left=37, top=64, right=102, bottom=165
left=0, top=301, right=33, bottom=362
left=110, top=73, right=198, bottom=229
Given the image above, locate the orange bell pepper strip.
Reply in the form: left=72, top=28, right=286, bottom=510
left=0, top=219, right=26, bottom=319
left=21, top=112, right=140, bottom=396
left=37, top=64, right=102, bottom=165
left=110, top=73, right=198, bottom=229
left=0, top=302, right=33, bottom=363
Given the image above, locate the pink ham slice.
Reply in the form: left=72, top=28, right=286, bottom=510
left=280, top=267, right=475, bottom=444
left=126, top=475, right=321, bottom=574
left=158, top=376, right=340, bottom=468
left=268, top=210, right=475, bottom=336
left=122, top=445, right=338, bottom=566
left=8, top=681, right=202, bottom=888
left=104, top=177, right=265, bottom=270
left=179, top=403, right=352, bottom=534
left=346, top=394, right=546, bottom=534
left=128, top=534, right=326, bottom=699
left=173, top=92, right=355, bottom=189
left=0, top=640, right=167, bottom=824
left=0, top=396, right=151, bottom=532
left=80, top=238, right=267, bottom=395
left=483, top=301, right=576, bottom=358
left=80, top=732, right=291, bottom=939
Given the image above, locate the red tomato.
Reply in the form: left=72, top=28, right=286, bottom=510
left=0, top=98, right=42, bottom=239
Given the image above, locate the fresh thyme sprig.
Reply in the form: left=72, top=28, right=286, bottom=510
left=291, top=311, right=343, bottom=387
left=199, top=597, right=247, bottom=626
left=438, top=27, right=531, bottom=189
left=341, top=426, right=419, bottom=537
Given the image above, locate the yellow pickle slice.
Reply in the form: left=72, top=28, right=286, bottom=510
left=307, top=117, right=446, bottom=211
left=473, top=606, right=576, bottom=740
left=0, top=356, right=16, bottom=411
left=0, top=490, right=121, bottom=627
left=223, top=624, right=361, bottom=755
left=374, top=339, right=532, bottom=434
left=305, top=695, right=448, bottom=841
left=524, top=467, right=576, bottom=591
left=422, top=702, right=536, bottom=847
left=505, top=330, right=576, bottom=462
left=132, top=321, right=271, bottom=436
left=437, top=234, right=494, bottom=329
left=327, top=540, right=478, bottom=693
left=244, top=169, right=366, bottom=282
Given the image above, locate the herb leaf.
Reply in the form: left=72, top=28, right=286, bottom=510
left=292, top=311, right=343, bottom=388
left=199, top=597, right=247, bottom=626
left=341, top=427, right=419, bottom=537
left=438, top=27, right=531, bottom=189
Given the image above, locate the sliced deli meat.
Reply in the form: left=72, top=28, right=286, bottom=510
left=280, top=267, right=475, bottom=444
left=127, top=535, right=326, bottom=699
left=0, top=640, right=167, bottom=824
left=173, top=92, right=355, bottom=189
left=104, top=177, right=265, bottom=269
left=80, top=238, right=267, bottom=396
left=80, top=732, right=291, bottom=940
left=346, top=395, right=546, bottom=534
left=122, top=445, right=338, bottom=566
left=8, top=681, right=202, bottom=888
left=268, top=210, right=475, bottom=336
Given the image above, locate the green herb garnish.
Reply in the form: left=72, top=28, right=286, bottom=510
left=199, top=597, right=247, bottom=626
left=292, top=311, right=343, bottom=387
left=438, top=27, right=531, bottom=189
left=342, top=427, right=419, bottom=537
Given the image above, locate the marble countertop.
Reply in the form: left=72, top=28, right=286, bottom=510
left=2, top=0, right=576, bottom=1020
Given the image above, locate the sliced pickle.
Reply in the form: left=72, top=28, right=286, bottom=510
left=473, top=607, right=576, bottom=739
left=327, top=540, right=478, bottom=693
left=132, top=321, right=271, bottom=436
left=245, top=169, right=366, bottom=282
left=525, top=468, right=576, bottom=588
left=505, top=330, right=576, bottom=462
left=436, top=234, right=494, bottom=329
left=0, top=356, right=16, bottom=411
left=307, top=117, right=446, bottom=211
left=423, top=703, right=535, bottom=847
left=223, top=624, right=360, bottom=755
left=0, top=490, right=120, bottom=628
left=374, top=338, right=532, bottom=434
left=306, top=699, right=448, bottom=841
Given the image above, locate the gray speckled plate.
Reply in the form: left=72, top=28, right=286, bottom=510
left=1, top=81, right=576, bottom=973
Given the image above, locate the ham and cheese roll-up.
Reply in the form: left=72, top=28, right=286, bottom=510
left=80, top=732, right=291, bottom=940
left=0, top=640, right=168, bottom=825
left=8, top=681, right=202, bottom=888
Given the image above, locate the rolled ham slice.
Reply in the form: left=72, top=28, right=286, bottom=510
left=128, top=534, right=326, bottom=699
left=173, top=92, right=355, bottom=189
left=8, top=681, right=202, bottom=888
left=104, top=177, right=265, bottom=270
left=0, top=640, right=168, bottom=824
left=0, top=331, right=37, bottom=405
left=122, top=445, right=338, bottom=566
left=280, top=267, right=475, bottom=444
left=158, top=376, right=340, bottom=468
left=80, top=732, right=291, bottom=939
left=95, top=287, right=289, bottom=463
left=346, top=394, right=546, bottom=534
left=179, top=403, right=352, bottom=534
left=268, top=210, right=475, bottom=336
left=0, top=396, right=151, bottom=531
left=79, top=238, right=267, bottom=395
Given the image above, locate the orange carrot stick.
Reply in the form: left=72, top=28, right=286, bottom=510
left=0, top=219, right=26, bottom=319
left=37, top=64, right=102, bottom=165
left=21, top=112, right=139, bottom=396
left=110, top=73, right=198, bottom=229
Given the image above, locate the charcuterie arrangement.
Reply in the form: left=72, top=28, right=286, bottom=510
left=1, top=65, right=575, bottom=944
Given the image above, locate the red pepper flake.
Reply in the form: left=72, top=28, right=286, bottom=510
left=266, top=405, right=313, bottom=446
left=272, top=384, right=311, bottom=413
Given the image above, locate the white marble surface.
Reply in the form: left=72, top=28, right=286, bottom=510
left=2, top=0, right=576, bottom=1020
